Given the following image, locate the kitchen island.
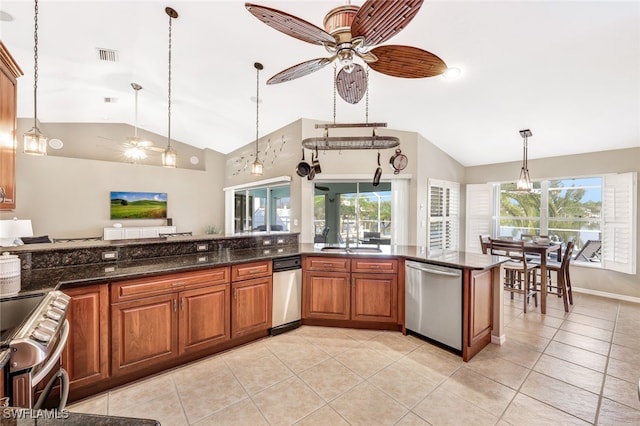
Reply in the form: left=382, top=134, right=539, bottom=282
left=2, top=235, right=506, bottom=404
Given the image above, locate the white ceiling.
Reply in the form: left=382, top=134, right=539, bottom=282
left=1, top=0, right=639, bottom=167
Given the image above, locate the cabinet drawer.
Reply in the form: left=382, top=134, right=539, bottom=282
left=304, top=256, right=350, bottom=272
left=351, top=258, right=397, bottom=273
left=231, top=260, right=272, bottom=281
left=111, top=267, right=230, bottom=303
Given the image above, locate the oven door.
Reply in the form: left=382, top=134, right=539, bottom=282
left=10, top=320, right=70, bottom=409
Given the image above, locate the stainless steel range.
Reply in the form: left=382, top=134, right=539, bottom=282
left=1, top=290, right=71, bottom=409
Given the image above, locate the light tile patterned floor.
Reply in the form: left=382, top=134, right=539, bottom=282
left=68, top=292, right=640, bottom=425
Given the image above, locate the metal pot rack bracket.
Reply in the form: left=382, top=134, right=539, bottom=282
left=301, top=122, right=400, bottom=150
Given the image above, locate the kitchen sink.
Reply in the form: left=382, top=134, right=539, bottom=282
left=320, top=246, right=382, bottom=254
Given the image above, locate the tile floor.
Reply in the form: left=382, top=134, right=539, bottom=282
left=68, top=292, right=640, bottom=425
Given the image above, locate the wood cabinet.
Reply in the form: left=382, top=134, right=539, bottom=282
left=231, top=261, right=272, bottom=338
left=302, top=256, right=399, bottom=325
left=303, top=271, right=351, bottom=320
left=463, top=268, right=493, bottom=361
left=62, top=284, right=110, bottom=389
left=110, top=267, right=230, bottom=376
left=0, top=42, right=22, bottom=211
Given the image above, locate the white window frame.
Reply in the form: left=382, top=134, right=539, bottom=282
left=465, top=172, right=636, bottom=275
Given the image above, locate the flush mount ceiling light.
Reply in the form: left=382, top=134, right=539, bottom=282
left=162, top=7, right=178, bottom=168
left=251, top=62, right=264, bottom=176
left=516, top=129, right=533, bottom=192
left=23, top=0, right=47, bottom=156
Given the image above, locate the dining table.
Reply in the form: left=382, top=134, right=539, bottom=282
left=524, top=241, right=561, bottom=314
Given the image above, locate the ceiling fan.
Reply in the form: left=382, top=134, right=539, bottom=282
left=122, top=83, right=164, bottom=162
left=245, top=0, right=448, bottom=104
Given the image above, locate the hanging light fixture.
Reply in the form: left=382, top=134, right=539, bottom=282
left=23, top=0, right=47, bottom=156
left=516, top=129, right=533, bottom=192
left=162, top=7, right=178, bottom=168
left=251, top=62, right=264, bottom=176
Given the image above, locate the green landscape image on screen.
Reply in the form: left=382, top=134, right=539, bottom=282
left=110, top=191, right=167, bottom=219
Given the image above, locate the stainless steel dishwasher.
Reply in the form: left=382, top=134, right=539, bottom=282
left=270, top=255, right=302, bottom=336
left=405, top=260, right=463, bottom=351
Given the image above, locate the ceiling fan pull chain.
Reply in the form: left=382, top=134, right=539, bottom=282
left=333, top=65, right=337, bottom=125
left=365, top=66, right=370, bottom=124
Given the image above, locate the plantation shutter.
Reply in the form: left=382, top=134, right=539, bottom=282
left=602, top=172, right=637, bottom=274
left=427, top=179, right=459, bottom=253
left=465, top=183, right=494, bottom=253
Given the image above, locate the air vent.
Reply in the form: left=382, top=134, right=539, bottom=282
left=103, top=97, right=118, bottom=103
left=96, top=48, right=119, bottom=62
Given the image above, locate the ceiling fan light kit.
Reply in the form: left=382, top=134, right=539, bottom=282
left=245, top=0, right=447, bottom=104
left=516, top=129, right=533, bottom=192
left=162, top=7, right=178, bottom=168
left=23, top=0, right=47, bottom=156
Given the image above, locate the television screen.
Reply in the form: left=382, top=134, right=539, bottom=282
left=110, top=191, right=167, bottom=220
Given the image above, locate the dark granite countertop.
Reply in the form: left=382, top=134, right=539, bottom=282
left=0, top=408, right=159, bottom=425
left=4, top=243, right=504, bottom=298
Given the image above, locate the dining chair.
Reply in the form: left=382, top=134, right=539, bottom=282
left=545, top=240, right=575, bottom=311
left=489, top=238, right=539, bottom=313
left=479, top=234, right=490, bottom=254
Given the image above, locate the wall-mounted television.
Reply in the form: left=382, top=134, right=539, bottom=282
left=110, top=191, right=167, bottom=220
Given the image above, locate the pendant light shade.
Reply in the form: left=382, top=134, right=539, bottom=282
left=516, top=129, right=533, bottom=192
left=162, top=7, right=178, bottom=168
left=23, top=0, right=47, bottom=156
left=251, top=62, right=264, bottom=176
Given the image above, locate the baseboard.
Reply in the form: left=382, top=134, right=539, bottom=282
left=491, top=334, right=506, bottom=345
left=573, top=287, right=640, bottom=304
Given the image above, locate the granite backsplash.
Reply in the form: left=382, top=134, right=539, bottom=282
left=6, top=233, right=299, bottom=270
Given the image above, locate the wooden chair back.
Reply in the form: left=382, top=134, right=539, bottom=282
left=479, top=234, right=490, bottom=254
left=489, top=238, right=527, bottom=263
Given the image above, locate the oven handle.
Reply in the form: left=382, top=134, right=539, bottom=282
left=31, top=319, right=69, bottom=386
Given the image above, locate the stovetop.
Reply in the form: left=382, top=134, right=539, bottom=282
left=0, top=293, right=46, bottom=347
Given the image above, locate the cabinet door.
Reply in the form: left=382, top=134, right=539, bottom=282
left=103, top=228, right=125, bottom=241
left=231, top=276, right=272, bottom=338
left=463, top=268, right=493, bottom=361
left=351, top=273, right=398, bottom=323
left=302, top=271, right=350, bottom=320
left=62, top=284, right=110, bottom=388
left=0, top=44, right=20, bottom=211
left=111, top=294, right=178, bottom=376
left=179, top=284, right=230, bottom=354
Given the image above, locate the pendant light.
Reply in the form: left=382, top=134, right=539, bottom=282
left=251, top=62, right=264, bottom=176
left=516, top=129, right=533, bottom=192
left=23, top=0, right=47, bottom=156
left=162, top=7, right=178, bottom=168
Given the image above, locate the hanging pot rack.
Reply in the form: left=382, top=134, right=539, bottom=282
left=301, top=122, right=399, bottom=150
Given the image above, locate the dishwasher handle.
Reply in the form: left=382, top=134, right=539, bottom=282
left=406, top=263, right=461, bottom=277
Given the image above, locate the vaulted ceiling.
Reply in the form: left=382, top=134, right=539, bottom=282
left=1, top=0, right=638, bottom=166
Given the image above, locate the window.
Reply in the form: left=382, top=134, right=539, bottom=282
left=224, top=177, right=291, bottom=234
left=467, top=172, right=636, bottom=275
left=498, top=178, right=602, bottom=249
left=427, top=179, right=459, bottom=253
left=313, top=182, right=392, bottom=245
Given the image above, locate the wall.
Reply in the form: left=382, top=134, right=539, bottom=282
left=465, top=147, right=640, bottom=299
left=224, top=118, right=467, bottom=246
left=1, top=121, right=227, bottom=239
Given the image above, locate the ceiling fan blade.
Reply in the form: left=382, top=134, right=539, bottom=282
left=336, top=64, right=367, bottom=104
left=267, top=57, right=334, bottom=84
left=245, top=3, right=335, bottom=46
left=351, top=0, right=424, bottom=46
left=368, top=45, right=447, bottom=78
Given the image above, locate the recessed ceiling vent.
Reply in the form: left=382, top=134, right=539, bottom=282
left=103, top=97, right=118, bottom=103
left=96, top=48, right=119, bottom=62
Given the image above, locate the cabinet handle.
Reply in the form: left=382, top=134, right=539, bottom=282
left=172, top=281, right=186, bottom=287
left=180, top=298, right=184, bottom=311
left=173, top=299, right=177, bottom=313
left=234, top=288, right=237, bottom=300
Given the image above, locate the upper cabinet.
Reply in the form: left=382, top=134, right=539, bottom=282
left=0, top=42, right=23, bottom=211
